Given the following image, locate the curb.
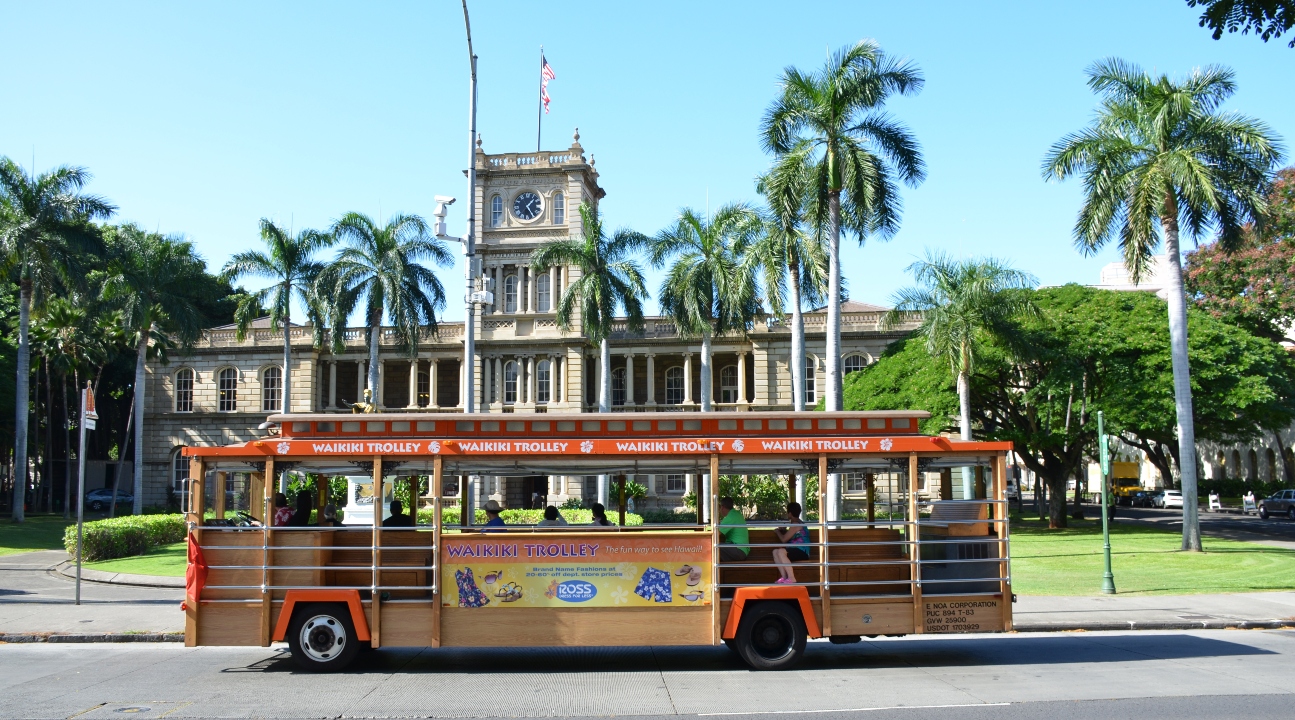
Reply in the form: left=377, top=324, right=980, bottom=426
left=1015, top=620, right=1295, bottom=632
left=0, top=633, right=183, bottom=644
left=54, top=561, right=184, bottom=589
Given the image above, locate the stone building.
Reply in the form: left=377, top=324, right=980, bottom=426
left=141, top=133, right=920, bottom=510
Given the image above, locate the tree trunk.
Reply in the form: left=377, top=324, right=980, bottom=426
left=825, top=193, right=842, bottom=411
left=1047, top=473, right=1069, bottom=529
left=788, top=259, right=805, bottom=412
left=1162, top=203, right=1202, bottom=551
left=11, top=279, right=31, bottom=522
left=367, top=319, right=381, bottom=404
left=282, top=301, right=292, bottom=414
left=110, top=394, right=134, bottom=518
left=700, top=330, right=712, bottom=411
left=132, top=335, right=147, bottom=515
left=957, top=368, right=973, bottom=499
left=598, top=337, right=610, bottom=413
left=43, top=357, right=53, bottom=513
left=62, top=373, right=72, bottom=520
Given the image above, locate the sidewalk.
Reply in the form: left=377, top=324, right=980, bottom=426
left=1014, top=591, right=1295, bottom=631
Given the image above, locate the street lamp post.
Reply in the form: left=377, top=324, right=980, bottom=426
left=1098, top=410, right=1116, bottom=594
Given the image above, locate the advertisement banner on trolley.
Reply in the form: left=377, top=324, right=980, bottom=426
left=441, top=535, right=712, bottom=609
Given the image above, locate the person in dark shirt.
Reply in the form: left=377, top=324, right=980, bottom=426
left=481, top=499, right=507, bottom=532
left=383, top=500, right=414, bottom=527
left=290, top=491, right=314, bottom=526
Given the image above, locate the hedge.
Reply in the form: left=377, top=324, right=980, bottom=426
left=420, top=508, right=643, bottom=527
left=63, top=514, right=188, bottom=561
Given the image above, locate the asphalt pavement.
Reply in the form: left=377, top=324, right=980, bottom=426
left=0, top=629, right=1292, bottom=719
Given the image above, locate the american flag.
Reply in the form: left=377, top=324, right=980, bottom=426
left=541, top=56, right=556, bottom=114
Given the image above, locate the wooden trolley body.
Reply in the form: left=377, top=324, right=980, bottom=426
left=183, top=411, right=1014, bottom=669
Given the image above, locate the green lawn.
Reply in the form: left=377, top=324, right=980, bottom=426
left=84, top=541, right=187, bottom=577
left=1010, top=516, right=1295, bottom=596
left=0, top=515, right=74, bottom=556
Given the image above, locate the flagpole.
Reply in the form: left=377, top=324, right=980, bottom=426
left=537, top=46, right=544, bottom=152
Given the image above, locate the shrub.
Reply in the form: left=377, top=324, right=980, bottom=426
left=422, top=507, right=643, bottom=527
left=1197, top=477, right=1291, bottom=499
left=638, top=508, right=697, bottom=524
left=64, top=514, right=188, bottom=561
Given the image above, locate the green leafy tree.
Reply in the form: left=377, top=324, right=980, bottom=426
left=1188, top=0, right=1295, bottom=47
left=31, top=297, right=96, bottom=519
left=531, top=202, right=649, bottom=412
left=761, top=40, right=925, bottom=411
left=1043, top=58, right=1284, bottom=550
left=650, top=205, right=762, bottom=411
left=318, top=213, right=451, bottom=402
left=0, top=159, right=114, bottom=522
left=101, top=225, right=208, bottom=514
left=885, top=253, right=1038, bottom=498
left=222, top=220, right=331, bottom=414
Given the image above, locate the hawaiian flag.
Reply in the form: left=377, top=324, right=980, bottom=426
left=541, top=55, right=556, bottom=114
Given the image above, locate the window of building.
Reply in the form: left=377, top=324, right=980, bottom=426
left=553, top=192, right=565, bottom=224
left=174, top=368, right=194, bottom=412
left=218, top=368, right=238, bottom=412
left=537, top=273, right=551, bottom=313
left=417, top=368, right=430, bottom=407
left=845, top=473, right=867, bottom=493
left=504, top=361, right=518, bottom=404
left=537, top=360, right=551, bottom=404
left=612, top=367, right=627, bottom=406
left=665, top=366, right=685, bottom=404
left=173, top=449, right=188, bottom=491
left=261, top=366, right=282, bottom=412
left=803, top=355, right=816, bottom=404
left=491, top=195, right=503, bottom=227
left=843, top=354, right=866, bottom=375
left=666, top=474, right=686, bottom=493
left=719, top=365, right=738, bottom=404
left=504, top=274, right=518, bottom=313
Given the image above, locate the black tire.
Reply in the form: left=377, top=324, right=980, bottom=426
left=1259, top=506, right=1269, bottom=520
left=89, top=500, right=103, bottom=511
left=1288, top=508, right=1295, bottom=522
left=734, top=602, right=807, bottom=671
left=286, top=603, right=359, bottom=672
left=722, top=638, right=737, bottom=654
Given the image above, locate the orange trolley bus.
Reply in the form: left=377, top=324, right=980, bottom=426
left=182, top=411, right=1015, bottom=671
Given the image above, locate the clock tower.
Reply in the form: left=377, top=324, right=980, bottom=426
left=469, top=129, right=604, bottom=411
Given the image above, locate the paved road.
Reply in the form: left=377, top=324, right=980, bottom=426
left=1117, top=506, right=1295, bottom=548
left=0, top=629, right=1291, bottom=719
left=0, top=550, right=183, bottom=634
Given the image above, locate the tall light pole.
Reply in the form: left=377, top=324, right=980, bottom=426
left=461, top=0, right=478, bottom=414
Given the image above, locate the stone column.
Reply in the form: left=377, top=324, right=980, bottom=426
left=429, top=358, right=440, bottom=408
left=625, top=353, right=635, bottom=406
left=526, top=356, right=536, bottom=405
left=356, top=360, right=365, bottom=403
left=645, top=354, right=656, bottom=406
left=408, top=360, right=419, bottom=408
left=494, top=357, right=504, bottom=406
left=327, top=361, right=337, bottom=409
left=683, top=353, right=693, bottom=404
left=548, top=354, right=558, bottom=405
left=737, top=351, right=748, bottom=405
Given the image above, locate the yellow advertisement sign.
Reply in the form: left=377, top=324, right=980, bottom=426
left=441, top=534, right=712, bottom=608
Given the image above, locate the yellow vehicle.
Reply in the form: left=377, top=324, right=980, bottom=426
left=182, top=411, right=1015, bottom=671
left=1111, top=462, right=1142, bottom=499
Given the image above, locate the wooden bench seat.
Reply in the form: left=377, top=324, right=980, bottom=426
left=719, top=527, right=911, bottom=596
left=322, top=528, right=435, bottom=598
left=922, top=501, right=990, bottom=537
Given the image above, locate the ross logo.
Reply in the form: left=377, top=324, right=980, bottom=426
left=580, top=441, right=594, bottom=454
left=554, top=580, right=597, bottom=603
left=879, top=438, right=893, bottom=451
left=732, top=439, right=745, bottom=452
left=428, top=440, right=441, bottom=454
left=275, top=442, right=290, bottom=455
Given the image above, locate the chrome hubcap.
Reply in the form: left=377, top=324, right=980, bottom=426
left=298, top=614, right=346, bottom=662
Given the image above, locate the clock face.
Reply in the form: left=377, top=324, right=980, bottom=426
left=512, top=191, right=542, bottom=220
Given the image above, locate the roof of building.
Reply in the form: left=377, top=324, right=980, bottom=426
left=210, top=317, right=305, bottom=330
left=809, top=300, right=890, bottom=313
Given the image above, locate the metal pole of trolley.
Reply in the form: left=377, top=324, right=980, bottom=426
left=75, top=383, right=97, bottom=605
left=1098, top=411, right=1116, bottom=594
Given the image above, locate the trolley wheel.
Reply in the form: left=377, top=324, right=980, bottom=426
left=286, top=603, right=359, bottom=672
left=722, top=638, right=737, bottom=654
left=734, top=602, right=807, bottom=671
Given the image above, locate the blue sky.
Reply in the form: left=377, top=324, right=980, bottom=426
left=3, top=1, right=1291, bottom=322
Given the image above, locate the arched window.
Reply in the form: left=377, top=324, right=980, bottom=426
left=504, top=361, right=518, bottom=404
left=172, top=448, right=188, bottom=491
left=553, top=192, right=565, bottom=224
left=218, top=368, right=238, bottom=412
left=174, top=368, right=194, bottom=412
left=491, top=195, right=503, bottom=227
left=719, top=365, right=738, bottom=404
left=503, top=274, right=518, bottom=313
left=1232, top=450, right=1243, bottom=478
left=536, top=273, right=551, bottom=313
left=612, top=367, right=627, bottom=406
left=1266, top=448, right=1277, bottom=482
left=665, top=367, right=685, bottom=404
left=803, top=355, right=816, bottom=404
left=261, top=366, right=283, bottom=412
left=1248, top=449, right=1258, bottom=480
left=536, top=360, right=552, bottom=404
left=843, top=354, right=866, bottom=375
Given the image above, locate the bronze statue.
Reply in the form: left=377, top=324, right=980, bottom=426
left=350, top=388, right=378, bottom=414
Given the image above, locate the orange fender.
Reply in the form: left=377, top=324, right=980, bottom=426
left=272, top=589, right=371, bottom=643
left=721, top=586, right=821, bottom=640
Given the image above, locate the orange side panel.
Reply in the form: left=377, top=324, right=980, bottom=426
left=271, top=589, right=371, bottom=643
left=721, top=586, right=822, bottom=640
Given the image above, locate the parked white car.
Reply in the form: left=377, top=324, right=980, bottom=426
left=1155, top=489, right=1183, bottom=509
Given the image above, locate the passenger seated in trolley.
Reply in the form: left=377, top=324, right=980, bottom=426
left=383, top=500, right=414, bottom=527
left=771, top=501, right=810, bottom=584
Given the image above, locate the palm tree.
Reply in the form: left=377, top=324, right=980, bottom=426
left=761, top=40, right=925, bottom=412
left=650, top=204, right=762, bottom=411
left=31, top=298, right=94, bottom=519
left=885, top=252, right=1039, bottom=498
left=755, top=171, right=828, bottom=412
left=101, top=225, right=207, bottom=515
left=317, top=213, right=451, bottom=401
left=532, top=202, right=650, bottom=413
left=222, top=219, right=331, bottom=415
left=0, top=159, right=114, bottom=522
left=1043, top=58, right=1284, bottom=551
